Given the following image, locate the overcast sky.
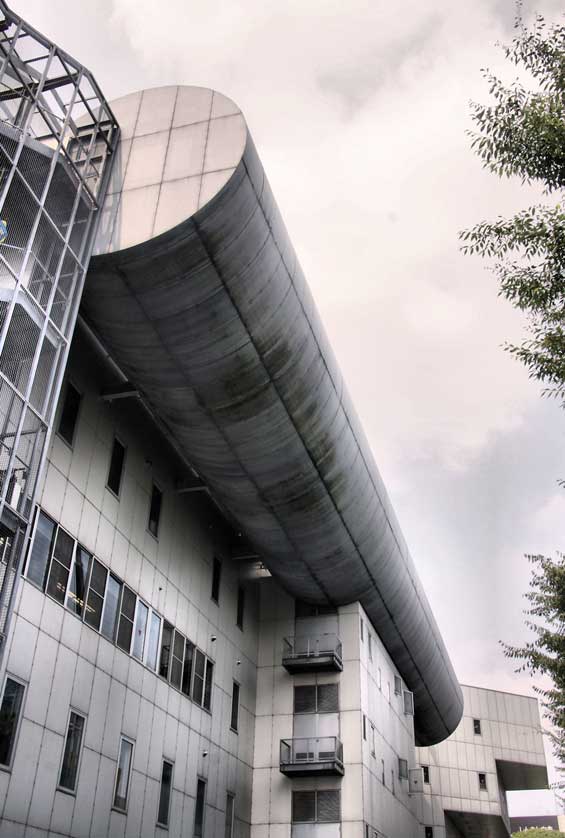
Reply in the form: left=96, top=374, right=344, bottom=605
left=17, top=0, right=565, bottom=816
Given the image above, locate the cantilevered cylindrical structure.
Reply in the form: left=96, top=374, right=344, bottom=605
left=83, top=86, right=463, bottom=746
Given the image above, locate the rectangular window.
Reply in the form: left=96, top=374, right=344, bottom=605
left=368, top=633, right=372, bottom=661
left=106, top=438, right=126, bottom=497
left=84, top=558, right=107, bottom=631
left=398, top=757, right=408, bottom=780
left=403, top=690, right=414, bottom=715
left=132, top=600, right=149, bottom=660
left=370, top=723, right=376, bottom=758
left=194, top=778, right=206, bottom=838
left=360, top=617, right=364, bottom=641
left=425, top=828, right=434, bottom=838
left=391, top=769, right=395, bottom=795
left=159, top=621, right=173, bottom=680
left=211, top=557, right=221, bottom=603
left=0, top=677, right=25, bottom=767
left=157, top=759, right=173, bottom=827
left=225, top=793, right=235, bottom=838
left=294, top=683, right=338, bottom=714
left=113, top=737, right=134, bottom=811
left=381, top=758, right=385, bottom=784
left=203, top=659, right=213, bottom=711
left=170, top=629, right=185, bottom=690
left=292, top=790, right=340, bottom=823
left=145, top=611, right=161, bottom=671
left=478, top=772, right=487, bottom=791
left=181, top=640, right=194, bottom=696
left=59, top=711, right=85, bottom=792
left=26, top=509, right=55, bottom=588
left=377, top=667, right=382, bottom=690
left=394, top=675, right=402, bottom=695
left=192, top=648, right=205, bottom=705
left=66, top=544, right=91, bottom=618
left=362, top=714, right=367, bottom=740
left=101, top=575, right=121, bottom=641
left=46, top=526, right=74, bottom=605
left=230, top=681, right=240, bottom=732
left=58, top=382, right=81, bottom=446
left=148, top=484, right=162, bottom=538
left=473, top=718, right=482, bottom=735
left=116, top=586, right=136, bottom=653
left=236, top=586, right=245, bottom=630
left=422, top=764, right=430, bottom=784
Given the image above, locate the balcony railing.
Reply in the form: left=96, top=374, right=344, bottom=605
left=282, top=633, right=343, bottom=673
left=280, top=737, right=344, bottom=777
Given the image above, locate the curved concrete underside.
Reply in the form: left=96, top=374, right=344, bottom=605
left=83, top=86, right=463, bottom=746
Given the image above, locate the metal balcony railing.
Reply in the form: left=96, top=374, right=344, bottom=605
left=282, top=633, right=343, bottom=673
left=280, top=737, right=344, bottom=776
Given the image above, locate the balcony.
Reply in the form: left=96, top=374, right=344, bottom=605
left=280, top=737, right=344, bottom=777
left=282, top=634, right=343, bottom=673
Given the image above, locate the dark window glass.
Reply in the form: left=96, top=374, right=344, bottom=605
left=211, top=557, right=221, bottom=603
left=148, top=484, right=162, bottom=538
left=403, top=690, right=414, bottom=715
left=225, top=793, right=235, bottom=838
left=0, top=677, right=24, bottom=766
left=159, top=622, right=173, bottom=679
left=422, top=765, right=430, bottom=784
left=170, top=630, right=185, bottom=690
left=394, top=675, right=402, bottom=695
left=46, top=527, right=74, bottom=604
left=473, top=718, right=482, bottom=735
left=294, top=685, right=316, bottom=714
left=67, top=545, right=91, bottom=617
left=317, top=790, right=340, bottom=823
left=294, top=684, right=337, bottom=713
left=360, top=618, right=364, bottom=641
left=84, top=559, right=107, bottom=630
left=194, top=778, right=206, bottom=838
left=292, top=791, right=315, bottom=823
left=236, top=586, right=245, bottom=630
left=116, top=586, right=136, bottom=653
left=101, top=575, right=121, bottom=641
left=398, top=757, right=408, bottom=780
left=132, top=600, right=148, bottom=660
left=107, top=438, right=126, bottom=496
left=317, top=683, right=338, bottom=713
left=113, top=738, right=133, bottom=811
left=425, top=828, right=434, bottom=838
left=478, top=772, right=487, bottom=791
left=157, top=759, right=173, bottom=826
left=203, top=660, right=213, bottom=711
left=192, top=649, right=205, bottom=705
left=182, top=641, right=194, bottom=696
left=26, top=510, right=55, bottom=587
left=362, top=714, right=367, bottom=740
left=59, top=711, right=85, bottom=791
left=146, top=611, right=161, bottom=671
left=58, top=382, right=81, bottom=446
left=230, top=682, right=239, bottom=732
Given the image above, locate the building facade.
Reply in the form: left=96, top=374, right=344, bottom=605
left=0, top=3, right=552, bottom=837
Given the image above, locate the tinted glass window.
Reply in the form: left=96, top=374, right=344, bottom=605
left=26, top=510, right=55, bottom=588
left=159, top=622, right=173, bottom=679
left=148, top=484, right=162, bottom=537
left=182, top=641, right=194, bottom=696
left=194, top=778, right=206, bottom=838
left=107, top=438, right=126, bottom=496
left=46, top=527, right=74, bottom=604
left=101, top=575, right=121, bottom=641
left=113, top=738, right=133, bottom=811
left=0, top=677, right=24, bottom=766
left=230, top=682, right=239, bottom=731
left=192, top=649, right=205, bottom=705
left=170, top=629, right=185, bottom=689
left=84, top=559, right=107, bottom=630
left=58, top=383, right=81, bottom=445
left=116, top=586, right=136, bottom=653
left=66, top=545, right=91, bottom=617
left=59, top=711, right=85, bottom=791
left=157, top=760, right=173, bottom=826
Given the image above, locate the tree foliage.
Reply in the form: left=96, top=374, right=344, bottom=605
left=512, top=831, right=565, bottom=838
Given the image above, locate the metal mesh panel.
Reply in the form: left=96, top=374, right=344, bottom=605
left=316, top=791, right=340, bottom=823
left=292, top=792, right=315, bottom=823
left=317, top=684, right=339, bottom=713
left=294, top=685, right=316, bottom=714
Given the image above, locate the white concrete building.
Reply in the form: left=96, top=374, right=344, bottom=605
left=0, top=3, right=551, bottom=837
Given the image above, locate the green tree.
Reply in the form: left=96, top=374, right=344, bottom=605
left=512, top=831, right=565, bottom=838
left=461, top=10, right=565, bottom=783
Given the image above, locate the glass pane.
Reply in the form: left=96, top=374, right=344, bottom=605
left=46, top=558, right=70, bottom=604
left=101, top=576, right=121, bottom=641
left=66, top=545, right=91, bottom=616
left=148, top=484, right=162, bottom=537
left=159, top=622, right=172, bottom=679
left=121, top=586, right=136, bottom=620
left=230, top=682, right=239, bottom=731
left=204, top=660, right=213, bottom=711
left=181, top=642, right=194, bottom=696
left=225, top=794, right=234, bottom=838
left=0, top=678, right=24, bottom=766
left=173, top=630, right=184, bottom=661
left=170, top=657, right=182, bottom=690
left=145, top=612, right=161, bottom=671
left=84, top=589, right=103, bottom=630
left=157, top=760, right=173, bottom=826
left=194, top=779, right=206, bottom=838
left=116, top=614, right=133, bottom=653
left=89, top=559, right=107, bottom=596
left=192, top=650, right=205, bottom=705
left=53, top=528, right=74, bottom=569
left=132, top=600, right=148, bottom=660
left=107, top=438, right=126, bottom=495
left=113, top=738, right=133, bottom=811
left=292, top=791, right=315, bottom=823
left=58, top=383, right=81, bottom=445
left=59, top=711, right=85, bottom=791
left=26, top=510, right=55, bottom=587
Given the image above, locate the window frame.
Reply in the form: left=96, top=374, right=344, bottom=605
left=0, top=674, right=26, bottom=770
left=157, top=757, right=174, bottom=828
left=106, top=436, right=127, bottom=499
left=422, top=764, right=430, bottom=784
left=478, top=772, right=487, bottom=792
left=57, top=708, right=86, bottom=794
left=147, top=482, right=163, bottom=540
left=224, top=792, right=235, bottom=838
left=44, top=522, right=75, bottom=607
left=56, top=379, right=82, bottom=448
left=230, top=680, right=240, bottom=733
left=291, top=789, right=341, bottom=824
left=194, top=777, right=206, bottom=838
left=293, top=683, right=339, bottom=715
left=473, top=718, right=482, bottom=735
left=113, top=735, right=135, bottom=813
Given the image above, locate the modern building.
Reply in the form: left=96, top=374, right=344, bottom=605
left=0, top=3, right=551, bottom=837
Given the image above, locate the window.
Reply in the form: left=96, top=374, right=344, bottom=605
left=473, top=718, right=482, bottom=735
left=117, top=586, right=136, bottom=653
left=292, top=790, right=340, bottom=823
left=159, top=621, right=173, bottom=679
left=113, top=737, right=134, bottom=811
left=398, top=757, right=408, bottom=780
left=148, top=484, right=162, bottom=538
left=203, top=659, right=213, bottom=711
left=230, top=682, right=240, bottom=732
left=381, top=758, right=385, bottom=785
left=368, top=633, right=373, bottom=661
left=403, top=690, right=414, bottom=715
left=422, top=764, right=430, bottom=784
left=360, top=617, right=364, bottom=641
left=107, top=438, right=126, bottom=497
left=236, top=585, right=245, bottom=630
left=192, top=649, right=214, bottom=710
left=84, top=559, right=107, bottom=631
left=394, top=675, right=402, bottom=695
left=170, top=629, right=185, bottom=690
left=295, top=601, right=337, bottom=618
left=391, top=768, right=395, bottom=795
left=211, top=557, right=221, bottom=603
left=46, top=526, right=74, bottom=605
left=132, top=600, right=149, bottom=660
left=26, top=510, right=55, bottom=588
left=294, top=683, right=338, bottom=714
left=59, top=711, right=85, bottom=792
left=370, top=723, right=376, bottom=758
left=182, top=640, right=194, bottom=697
left=157, top=759, right=173, bottom=827
left=66, top=544, right=91, bottom=618
left=425, top=828, right=434, bottom=838
left=225, top=793, right=235, bottom=838
left=146, top=611, right=162, bottom=671
left=194, top=778, right=206, bottom=838
left=478, top=772, right=487, bottom=791
left=377, top=667, right=382, bottom=690
left=362, top=714, right=367, bottom=740
left=58, top=382, right=81, bottom=446
left=101, top=575, right=121, bottom=641
left=0, top=677, right=25, bottom=767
